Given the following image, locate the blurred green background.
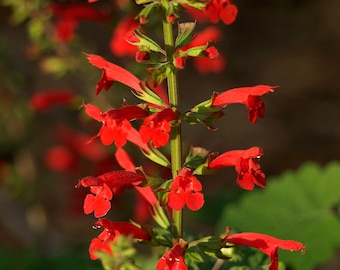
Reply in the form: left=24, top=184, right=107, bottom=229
left=0, top=0, right=339, bottom=269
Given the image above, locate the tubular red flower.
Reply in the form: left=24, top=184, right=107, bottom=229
left=168, top=168, right=205, bottom=211
left=85, top=53, right=143, bottom=94
left=50, top=3, right=107, bottom=42
left=212, top=85, right=277, bottom=123
left=84, top=183, right=113, bottom=218
left=76, top=170, right=146, bottom=217
left=156, top=244, right=188, bottom=270
left=139, top=108, right=178, bottom=148
left=43, top=146, right=75, bottom=172
left=226, top=232, right=305, bottom=270
left=89, top=231, right=112, bottom=260
left=30, top=89, right=75, bottom=112
left=208, top=147, right=265, bottom=190
left=77, top=170, right=146, bottom=190
left=184, top=0, right=238, bottom=25
left=83, top=103, right=148, bottom=148
left=96, top=218, right=151, bottom=240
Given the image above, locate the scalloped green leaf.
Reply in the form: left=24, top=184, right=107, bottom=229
left=217, top=161, right=340, bottom=270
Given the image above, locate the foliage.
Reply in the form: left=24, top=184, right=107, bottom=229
left=217, top=161, right=340, bottom=270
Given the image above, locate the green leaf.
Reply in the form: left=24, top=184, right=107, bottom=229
left=186, top=246, right=205, bottom=263
left=135, top=2, right=159, bottom=22
left=127, top=29, right=165, bottom=54
left=182, top=95, right=225, bottom=129
left=178, top=0, right=206, bottom=11
left=133, top=83, right=167, bottom=107
left=141, top=144, right=171, bottom=168
left=151, top=202, right=171, bottom=229
left=177, top=44, right=209, bottom=58
left=175, top=21, right=196, bottom=48
left=217, top=161, right=340, bottom=270
left=147, top=64, right=173, bottom=86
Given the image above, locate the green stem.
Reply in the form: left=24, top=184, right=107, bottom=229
left=162, top=15, right=183, bottom=239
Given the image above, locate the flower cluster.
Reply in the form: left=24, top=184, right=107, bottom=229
left=69, top=0, right=306, bottom=269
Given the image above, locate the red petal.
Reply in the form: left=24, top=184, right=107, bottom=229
left=236, top=173, right=255, bottom=190
left=76, top=176, right=99, bottom=188
left=206, top=3, right=220, bottom=24
left=83, top=194, right=96, bottom=214
left=88, top=237, right=112, bottom=260
left=98, top=170, right=146, bottom=188
left=186, top=192, right=204, bottom=211
left=209, top=147, right=262, bottom=168
left=30, top=90, right=74, bottom=111
left=99, top=125, right=115, bottom=146
left=85, top=53, right=142, bottom=92
left=134, top=185, right=158, bottom=205
left=227, top=232, right=305, bottom=256
left=156, top=244, right=187, bottom=270
left=168, top=192, right=186, bottom=210
left=106, top=105, right=148, bottom=121
left=93, top=199, right=111, bottom=218
left=220, top=4, right=238, bottom=25
left=115, top=147, right=135, bottom=172
left=83, top=103, right=104, bottom=122
left=212, top=85, right=277, bottom=107
left=127, top=126, right=149, bottom=150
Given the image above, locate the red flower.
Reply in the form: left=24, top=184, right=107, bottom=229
left=89, top=218, right=151, bottom=260
left=168, top=168, right=204, bottom=211
left=139, top=108, right=178, bottom=148
left=226, top=232, right=305, bottom=270
left=208, top=147, right=265, bottom=190
left=84, top=183, right=113, bottom=218
left=50, top=3, right=107, bottom=42
left=156, top=244, right=188, bottom=270
left=43, top=145, right=76, bottom=172
left=89, top=231, right=112, bottom=260
left=185, top=0, right=237, bottom=25
left=30, top=89, right=75, bottom=112
left=43, top=125, right=107, bottom=173
left=110, top=17, right=139, bottom=57
left=212, top=85, right=277, bottom=123
left=186, top=0, right=238, bottom=25
left=83, top=103, right=147, bottom=148
left=206, top=0, right=238, bottom=25
left=76, top=170, right=146, bottom=217
left=85, top=53, right=143, bottom=94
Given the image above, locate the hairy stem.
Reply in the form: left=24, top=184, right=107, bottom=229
left=162, top=15, right=183, bottom=239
